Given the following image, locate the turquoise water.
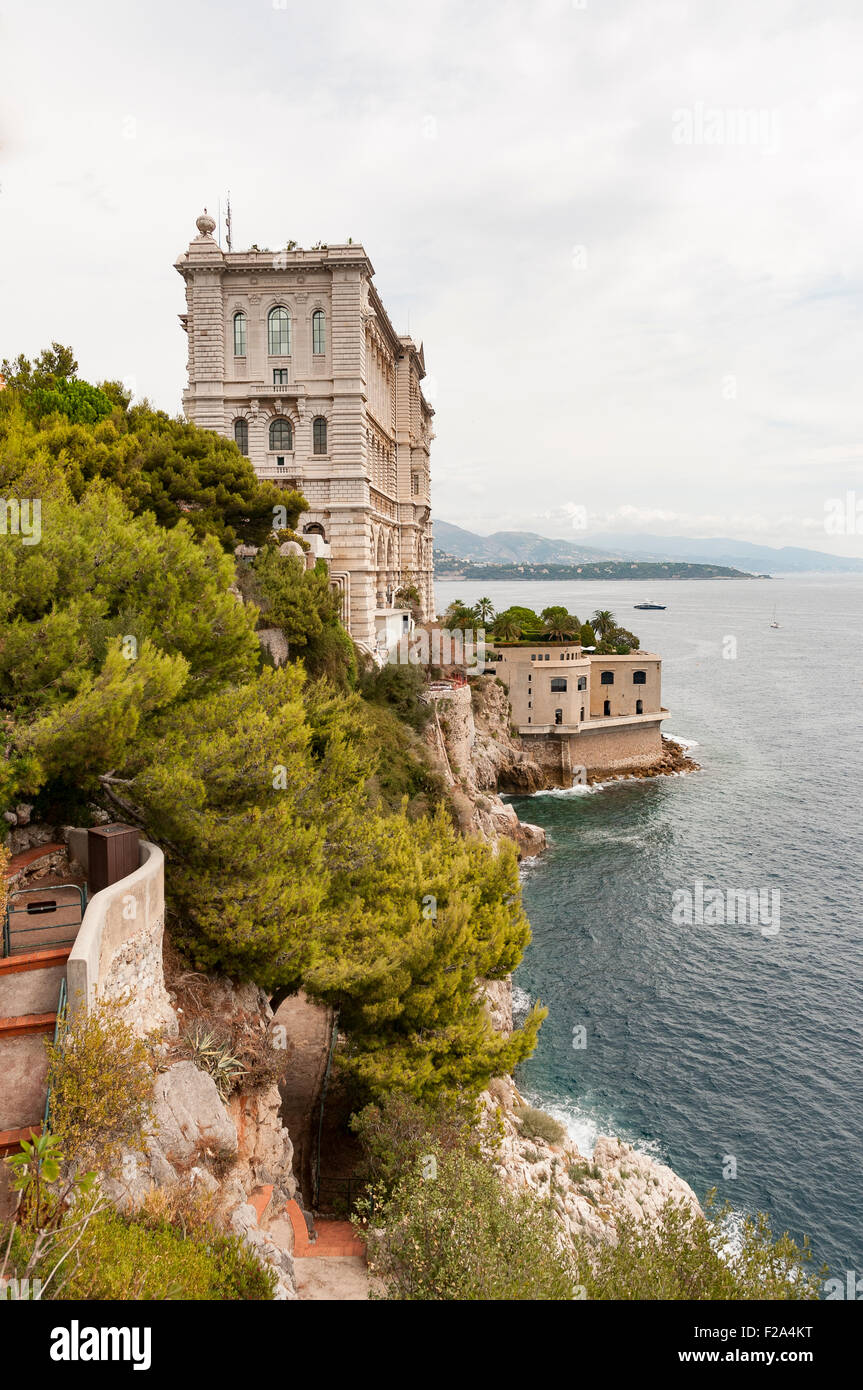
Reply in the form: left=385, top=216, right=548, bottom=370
left=437, top=574, right=863, bottom=1275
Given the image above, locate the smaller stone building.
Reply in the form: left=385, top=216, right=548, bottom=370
left=485, top=642, right=668, bottom=779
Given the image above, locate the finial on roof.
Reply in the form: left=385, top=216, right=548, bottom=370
left=196, top=208, right=217, bottom=237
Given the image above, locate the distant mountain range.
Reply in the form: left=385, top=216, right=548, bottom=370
left=434, top=521, right=863, bottom=574
left=433, top=522, right=617, bottom=566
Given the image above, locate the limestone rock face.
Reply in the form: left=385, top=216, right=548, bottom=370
left=424, top=679, right=547, bottom=856
left=226, top=1083, right=296, bottom=1215
left=257, top=627, right=289, bottom=667
left=479, top=1077, right=701, bottom=1248
left=150, top=1062, right=238, bottom=1170
left=102, top=979, right=299, bottom=1299
left=480, top=977, right=513, bottom=1037
left=229, top=1203, right=298, bottom=1301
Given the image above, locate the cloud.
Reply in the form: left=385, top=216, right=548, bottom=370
left=1, top=0, right=861, bottom=553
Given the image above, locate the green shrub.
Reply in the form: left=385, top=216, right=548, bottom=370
left=350, top=1092, right=480, bottom=1193
left=361, top=1146, right=578, bottom=1300
left=514, top=1105, right=567, bottom=1146
left=568, top=1160, right=602, bottom=1183
left=571, top=1194, right=824, bottom=1300
left=359, top=662, right=431, bottom=730
left=8, top=1206, right=276, bottom=1301
left=45, top=999, right=153, bottom=1176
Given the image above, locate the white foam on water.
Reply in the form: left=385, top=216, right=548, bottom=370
left=516, top=1076, right=671, bottom=1166
left=716, top=1207, right=746, bottom=1263
left=665, top=732, right=699, bottom=751
left=530, top=782, right=601, bottom=798
left=518, top=1090, right=600, bottom=1157
left=517, top=856, right=544, bottom=883
left=511, top=984, right=533, bottom=1022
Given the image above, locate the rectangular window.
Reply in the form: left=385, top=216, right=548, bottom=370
left=550, top=677, right=567, bottom=692
left=411, top=473, right=420, bottom=495
left=600, top=671, right=615, bottom=685
left=633, top=670, right=647, bottom=684
left=577, top=676, right=587, bottom=691
left=273, top=369, right=289, bottom=386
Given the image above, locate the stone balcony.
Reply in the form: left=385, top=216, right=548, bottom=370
left=247, top=381, right=306, bottom=398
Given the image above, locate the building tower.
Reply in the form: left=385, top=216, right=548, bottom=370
left=175, top=211, right=435, bottom=652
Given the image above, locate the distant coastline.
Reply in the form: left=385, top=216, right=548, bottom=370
left=434, top=558, right=759, bottom=581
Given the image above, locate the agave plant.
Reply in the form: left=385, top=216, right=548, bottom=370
left=183, top=1026, right=246, bottom=1099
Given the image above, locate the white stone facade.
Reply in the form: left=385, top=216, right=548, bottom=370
left=175, top=212, right=435, bottom=650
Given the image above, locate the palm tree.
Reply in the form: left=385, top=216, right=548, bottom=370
left=493, top=617, right=522, bottom=642
left=443, top=600, right=478, bottom=628
left=541, top=606, right=577, bottom=641
left=591, top=609, right=616, bottom=641
left=475, top=596, right=496, bottom=625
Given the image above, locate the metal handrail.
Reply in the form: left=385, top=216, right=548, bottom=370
left=2, top=883, right=87, bottom=958
left=43, top=977, right=68, bottom=1133
left=315, top=1174, right=375, bottom=1218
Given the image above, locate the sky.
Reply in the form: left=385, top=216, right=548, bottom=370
left=1, top=0, right=861, bottom=554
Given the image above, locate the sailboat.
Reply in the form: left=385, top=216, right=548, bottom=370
left=770, top=608, right=780, bottom=629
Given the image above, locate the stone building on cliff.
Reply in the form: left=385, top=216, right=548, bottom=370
left=486, top=642, right=668, bottom=778
left=175, top=211, right=435, bottom=654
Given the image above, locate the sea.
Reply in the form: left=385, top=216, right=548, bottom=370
left=435, top=573, right=863, bottom=1278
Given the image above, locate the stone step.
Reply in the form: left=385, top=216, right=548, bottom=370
left=0, top=1123, right=41, bottom=1156
left=0, top=960, right=66, bottom=1018
left=0, top=1031, right=51, bottom=1132
left=0, top=1012, right=57, bottom=1038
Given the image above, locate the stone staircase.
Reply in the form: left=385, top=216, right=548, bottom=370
left=0, top=947, right=67, bottom=1149
left=1, top=846, right=75, bottom=1216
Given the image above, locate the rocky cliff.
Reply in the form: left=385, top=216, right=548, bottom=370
left=478, top=981, right=700, bottom=1250
left=479, top=1075, right=700, bottom=1248
left=105, top=976, right=300, bottom=1299
left=424, top=677, right=547, bottom=856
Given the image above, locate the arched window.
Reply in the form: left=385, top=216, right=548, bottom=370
left=269, top=419, right=293, bottom=450
left=312, top=310, right=326, bottom=355
left=603, top=699, right=611, bottom=716
left=636, top=699, right=644, bottom=714
left=233, top=418, right=249, bottom=455
left=600, top=670, right=615, bottom=685
left=313, top=416, right=327, bottom=454
left=577, top=675, right=587, bottom=691
left=550, top=677, right=567, bottom=692
left=233, top=312, right=247, bottom=357
left=633, top=670, right=647, bottom=685
left=268, top=306, right=291, bottom=356
left=554, top=709, right=563, bottom=725
left=303, top=522, right=326, bottom=538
